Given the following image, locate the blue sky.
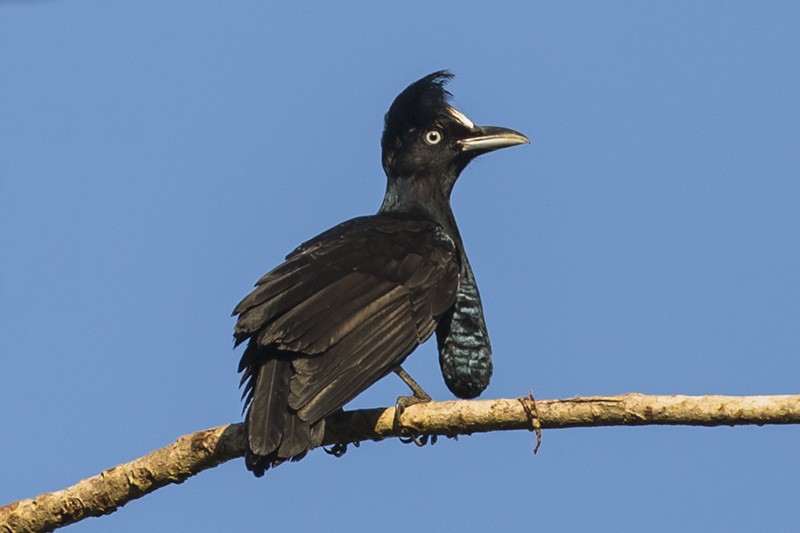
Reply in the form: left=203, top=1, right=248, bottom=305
left=1, top=2, right=798, bottom=531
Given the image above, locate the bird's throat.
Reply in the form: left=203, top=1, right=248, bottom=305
left=378, top=172, right=459, bottom=232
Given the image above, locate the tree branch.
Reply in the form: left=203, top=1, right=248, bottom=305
left=3, top=393, right=799, bottom=532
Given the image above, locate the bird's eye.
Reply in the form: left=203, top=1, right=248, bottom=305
left=423, top=130, right=443, bottom=145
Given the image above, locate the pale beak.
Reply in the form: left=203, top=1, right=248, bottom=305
left=458, top=126, right=530, bottom=153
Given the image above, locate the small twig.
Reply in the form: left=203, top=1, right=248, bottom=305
left=518, top=390, right=543, bottom=454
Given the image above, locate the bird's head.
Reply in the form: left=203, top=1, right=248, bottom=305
left=379, top=71, right=528, bottom=221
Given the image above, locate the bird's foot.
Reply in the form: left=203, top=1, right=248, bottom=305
left=391, top=366, right=437, bottom=446
left=399, top=432, right=438, bottom=447
left=393, top=391, right=432, bottom=426
left=322, top=408, right=361, bottom=459
left=394, top=394, right=437, bottom=447
left=323, top=440, right=360, bottom=458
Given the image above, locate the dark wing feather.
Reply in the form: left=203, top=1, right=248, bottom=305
left=246, top=352, right=291, bottom=455
left=235, top=215, right=459, bottom=473
left=234, top=264, right=337, bottom=336
left=292, top=300, right=420, bottom=421
left=288, top=292, right=413, bottom=413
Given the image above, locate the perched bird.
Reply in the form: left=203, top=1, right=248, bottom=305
left=233, top=71, right=528, bottom=476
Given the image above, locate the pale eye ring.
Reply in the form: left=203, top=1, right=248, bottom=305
left=423, top=129, right=443, bottom=145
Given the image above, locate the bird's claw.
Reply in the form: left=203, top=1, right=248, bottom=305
left=323, top=442, right=349, bottom=457
left=394, top=394, right=426, bottom=419
left=394, top=394, right=437, bottom=447
left=323, top=440, right=360, bottom=458
left=399, top=433, right=438, bottom=447
left=393, top=393, right=432, bottom=428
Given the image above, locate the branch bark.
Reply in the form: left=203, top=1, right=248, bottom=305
left=2, top=393, right=799, bottom=532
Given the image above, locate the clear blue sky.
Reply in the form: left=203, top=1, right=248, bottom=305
left=2, top=2, right=799, bottom=531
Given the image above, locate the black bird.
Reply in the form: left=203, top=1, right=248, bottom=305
left=233, top=71, right=528, bottom=476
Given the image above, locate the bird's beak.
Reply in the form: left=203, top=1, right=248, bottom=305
left=458, top=126, right=530, bottom=153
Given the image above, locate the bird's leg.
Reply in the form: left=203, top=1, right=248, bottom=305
left=394, top=366, right=432, bottom=404
left=393, top=366, right=437, bottom=447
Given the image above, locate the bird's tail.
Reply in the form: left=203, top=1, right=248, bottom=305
left=241, top=344, right=325, bottom=477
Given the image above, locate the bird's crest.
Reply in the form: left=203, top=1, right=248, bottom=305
left=382, top=70, right=454, bottom=153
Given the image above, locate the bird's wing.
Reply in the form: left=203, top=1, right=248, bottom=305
left=234, top=215, right=460, bottom=423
